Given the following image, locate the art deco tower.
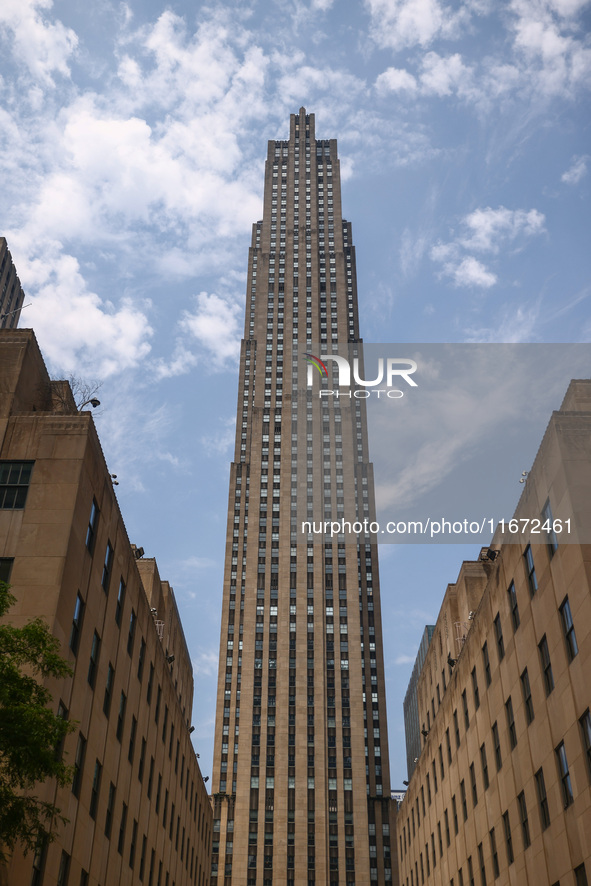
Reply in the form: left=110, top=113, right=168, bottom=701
left=211, top=109, right=395, bottom=886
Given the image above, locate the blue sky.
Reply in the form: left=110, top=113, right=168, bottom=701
left=1, top=0, right=590, bottom=787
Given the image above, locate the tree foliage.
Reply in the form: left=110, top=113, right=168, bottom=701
left=0, top=583, right=75, bottom=862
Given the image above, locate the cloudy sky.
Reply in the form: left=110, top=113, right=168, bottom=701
left=1, top=0, right=589, bottom=785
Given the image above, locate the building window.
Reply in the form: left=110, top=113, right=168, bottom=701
left=505, top=697, right=517, bottom=749
left=520, top=668, right=534, bottom=724
left=0, top=557, right=14, bottom=582
left=477, top=842, right=486, bottom=886
left=453, top=710, right=460, bottom=748
left=129, top=819, right=138, bottom=869
left=72, top=733, right=86, bottom=797
left=127, top=609, right=136, bottom=655
left=462, top=690, right=469, bottom=730
left=555, top=741, right=574, bottom=807
left=116, top=692, right=126, bottom=742
left=89, top=759, right=102, bottom=819
left=103, top=662, right=114, bottom=717
left=56, top=850, right=70, bottom=886
left=105, top=782, right=116, bottom=838
left=489, top=828, right=499, bottom=879
left=502, top=811, right=513, bottom=865
left=0, top=461, right=33, bottom=509
left=70, top=592, right=84, bottom=655
left=542, top=499, right=558, bottom=556
left=492, top=722, right=502, bottom=770
left=559, top=597, right=578, bottom=661
left=507, top=581, right=519, bottom=630
left=469, top=763, right=478, bottom=807
left=102, top=542, right=114, bottom=592
left=137, top=639, right=146, bottom=681
left=524, top=545, right=537, bottom=596
left=535, top=767, right=550, bottom=829
left=138, top=737, right=146, bottom=782
left=118, top=802, right=128, bottom=855
left=128, top=716, right=137, bottom=763
left=482, top=643, right=491, bottom=686
left=452, top=795, right=458, bottom=834
left=115, top=579, right=125, bottom=626
left=86, top=498, right=99, bottom=554
left=493, top=613, right=504, bottom=661
left=480, top=743, right=489, bottom=790
left=471, top=667, right=480, bottom=710
left=517, top=791, right=530, bottom=848
left=574, top=865, right=589, bottom=886
left=538, top=635, right=554, bottom=695
left=580, top=709, right=591, bottom=782
left=460, top=780, right=468, bottom=821
left=87, top=631, right=101, bottom=688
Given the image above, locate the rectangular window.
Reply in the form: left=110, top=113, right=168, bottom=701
left=507, top=581, right=519, bottom=630
left=138, top=737, right=146, bottom=782
left=505, top=697, right=517, bottom=749
left=118, top=802, right=128, bottom=855
left=559, top=597, right=578, bottom=661
left=127, top=609, right=136, bottom=655
left=462, top=690, right=469, bottom=730
left=477, top=842, right=486, bottom=886
left=89, top=759, right=102, bottom=819
left=147, top=757, right=154, bottom=799
left=468, top=856, right=474, bottom=886
left=574, top=864, right=589, bottom=886
left=482, top=642, right=491, bottom=686
left=116, top=691, right=126, bottom=742
left=446, top=728, right=452, bottom=764
left=470, top=763, right=478, bottom=806
left=471, top=667, right=480, bottom=710
left=155, top=685, right=162, bottom=723
left=480, top=743, right=489, bottom=790
left=72, top=733, right=86, bottom=797
left=0, top=557, right=13, bottom=582
left=102, top=542, right=113, bottom=592
left=70, top=592, right=84, bottom=655
left=489, top=828, right=499, bottom=879
left=86, top=498, right=99, bottom=553
left=139, top=834, right=147, bottom=882
left=492, top=721, right=502, bottom=770
left=452, top=795, right=458, bottom=834
left=103, top=663, right=114, bottom=717
left=539, top=635, right=555, bottom=695
left=502, top=810, right=513, bottom=865
left=0, top=461, right=33, bottom=509
left=555, top=741, right=574, bottom=807
left=460, top=780, right=468, bottom=821
left=128, top=716, right=137, bottom=763
left=137, top=639, right=146, bottom=681
left=129, top=819, right=138, bottom=869
left=56, top=850, right=70, bottom=886
left=146, top=663, right=154, bottom=704
left=105, top=782, right=116, bottom=838
left=115, top=578, right=125, bottom=626
left=524, top=545, right=537, bottom=596
left=494, top=613, right=504, bottom=661
left=453, top=709, right=460, bottom=748
left=520, top=668, right=534, bottom=724
left=542, top=498, right=558, bottom=556
left=87, top=630, right=101, bottom=688
left=517, top=791, right=530, bottom=848
left=535, top=767, right=550, bottom=829
left=580, top=708, right=591, bottom=782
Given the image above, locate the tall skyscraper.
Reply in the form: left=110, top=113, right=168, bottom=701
left=211, top=109, right=395, bottom=885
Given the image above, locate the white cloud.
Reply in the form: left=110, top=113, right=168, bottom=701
left=450, top=256, right=497, bottom=288
left=464, top=303, right=540, bottom=341
left=0, top=0, right=77, bottom=85
left=366, top=0, right=468, bottom=50
left=180, top=292, right=243, bottom=370
left=561, top=154, right=588, bottom=184
left=192, top=649, right=220, bottom=678
left=400, top=229, right=428, bottom=276
left=375, top=67, right=418, bottom=94
left=200, top=417, right=236, bottom=458
left=420, top=51, right=473, bottom=96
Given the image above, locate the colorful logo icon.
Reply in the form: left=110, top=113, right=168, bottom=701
left=304, top=353, right=328, bottom=377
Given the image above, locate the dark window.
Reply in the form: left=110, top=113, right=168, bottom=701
left=439, top=744, right=444, bottom=780
left=489, top=828, right=499, bottom=879
left=494, top=613, right=504, bottom=661
left=453, top=710, right=460, bottom=748
left=480, top=743, right=489, bottom=790
left=103, top=663, right=114, bottom=717
left=155, top=774, right=162, bottom=814
left=462, top=690, right=469, bottom=730
left=535, top=767, right=550, bottom=829
left=128, top=716, right=137, bottom=763
left=574, top=864, right=589, bottom=886
left=102, top=542, right=114, bottom=592
left=138, top=639, right=146, bottom=681
left=129, top=819, right=138, bottom=869
left=147, top=663, right=154, bottom=704
left=70, top=592, right=84, bottom=655
left=162, top=705, right=169, bottom=743
left=452, top=795, right=458, bottom=834
left=139, top=834, right=147, bottom=882
left=30, top=840, right=48, bottom=886
left=470, top=762, right=478, bottom=806
left=468, top=856, right=474, bottom=886
left=517, top=791, right=530, bottom=848
left=555, top=741, right=573, bottom=807
left=460, top=780, right=468, bottom=821
left=471, top=667, right=480, bottom=710
left=580, top=709, right=591, bottom=782
left=492, top=721, right=502, bottom=770
left=520, top=668, right=534, bottom=724
left=72, top=733, right=86, bottom=797
left=0, top=557, right=14, bottom=582
left=0, top=461, right=33, bottom=509
left=138, top=737, right=146, bottom=782
left=86, top=498, right=99, bottom=554
left=444, top=809, right=450, bottom=846
left=56, top=850, right=70, bottom=886
left=502, top=810, right=513, bottom=865
left=87, top=630, right=101, bottom=688
left=155, top=685, right=162, bottom=724
left=542, top=498, right=558, bottom=556
left=482, top=643, right=491, bottom=686
left=105, top=782, right=116, bottom=838
left=127, top=609, right=136, bottom=655
left=147, top=757, right=154, bottom=798
left=477, top=841, right=486, bottom=886
left=446, top=728, right=452, bottom=764
left=559, top=597, right=578, bottom=661
left=116, top=692, right=126, bottom=741
left=524, top=545, right=537, bottom=596
left=507, top=581, right=519, bottom=630
left=505, top=696, right=517, bottom=749
left=80, top=870, right=89, bottom=886
left=118, top=802, right=128, bottom=855
left=89, top=759, right=102, bottom=819
left=115, top=578, right=125, bottom=626
left=539, top=635, right=554, bottom=695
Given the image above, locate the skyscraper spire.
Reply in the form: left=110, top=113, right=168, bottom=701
left=211, top=109, right=395, bottom=885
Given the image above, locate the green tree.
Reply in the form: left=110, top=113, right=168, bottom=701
left=0, top=582, right=75, bottom=863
